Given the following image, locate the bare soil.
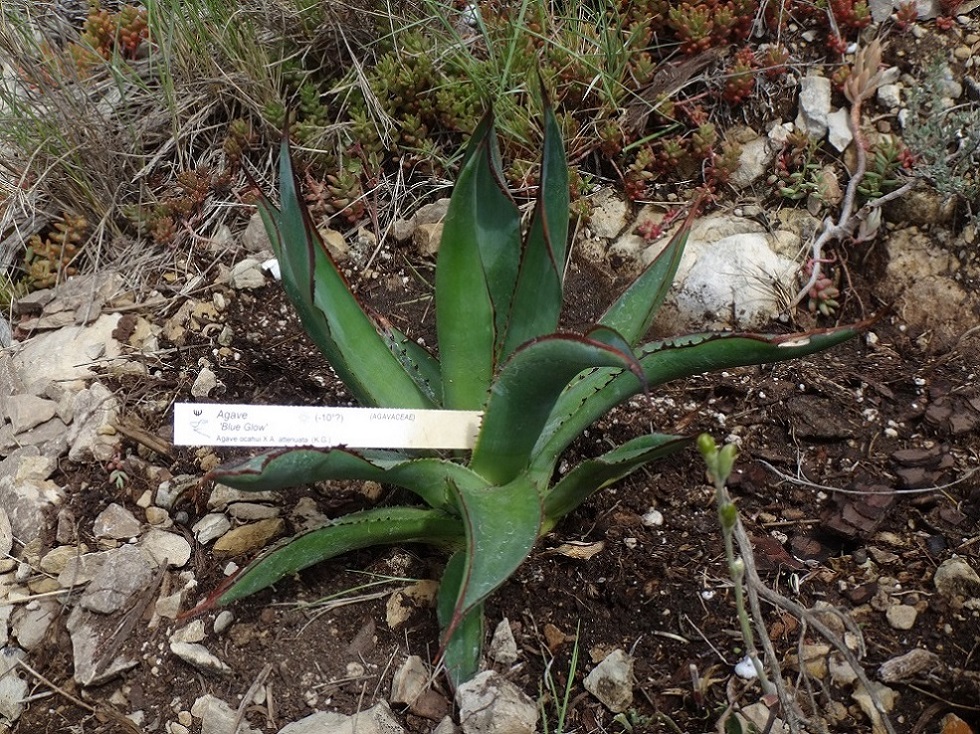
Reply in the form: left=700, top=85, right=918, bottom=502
left=11, top=234, right=980, bottom=733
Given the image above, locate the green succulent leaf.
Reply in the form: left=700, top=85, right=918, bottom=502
left=378, top=317, right=443, bottom=405
left=207, top=447, right=491, bottom=512
left=219, top=507, right=464, bottom=604
left=437, top=552, right=485, bottom=687
left=599, top=203, right=699, bottom=347
left=436, top=112, right=520, bottom=409
left=266, top=136, right=433, bottom=409
left=533, top=323, right=866, bottom=469
left=499, top=100, right=569, bottom=358
left=470, top=331, right=643, bottom=485
left=441, top=474, right=541, bottom=655
left=542, top=433, right=691, bottom=529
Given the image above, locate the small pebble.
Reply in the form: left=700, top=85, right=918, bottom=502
left=885, top=604, right=918, bottom=631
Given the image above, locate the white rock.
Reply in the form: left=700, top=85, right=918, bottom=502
left=228, top=259, right=266, bottom=290
left=456, top=671, right=537, bottom=734
left=80, top=545, right=154, bottom=615
left=277, top=702, right=404, bottom=734
left=191, top=367, right=220, bottom=398
left=885, top=604, right=918, bottom=630
left=171, top=619, right=206, bottom=644
left=192, top=694, right=261, bottom=734
left=0, top=460, right=63, bottom=547
left=141, top=529, right=192, bottom=568
left=391, top=655, right=429, bottom=705
left=4, top=394, right=57, bottom=434
left=641, top=509, right=664, bottom=527
left=193, top=513, right=232, bottom=545
left=93, top=503, right=142, bottom=540
left=67, top=382, right=120, bottom=463
left=734, top=654, right=760, bottom=679
left=7, top=313, right=124, bottom=389
left=431, top=716, right=458, bottom=734
left=242, top=213, right=272, bottom=253
left=796, top=75, right=832, bottom=138
left=0, top=510, right=11, bottom=559
left=851, top=682, right=898, bottom=734
left=730, top=135, right=776, bottom=189
left=0, top=646, right=28, bottom=724
left=67, top=606, right=139, bottom=686
left=583, top=649, right=635, bottom=713
left=934, top=557, right=980, bottom=600
left=488, top=618, right=519, bottom=665
left=826, top=108, right=853, bottom=152
left=170, top=641, right=231, bottom=676
left=646, top=214, right=799, bottom=331
left=11, top=599, right=57, bottom=650
left=213, top=611, right=234, bottom=635
left=877, top=83, right=902, bottom=108
left=589, top=188, right=629, bottom=239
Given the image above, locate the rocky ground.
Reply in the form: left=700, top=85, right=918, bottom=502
left=2, top=4, right=980, bottom=734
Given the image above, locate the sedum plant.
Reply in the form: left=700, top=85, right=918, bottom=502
left=206, top=101, right=865, bottom=685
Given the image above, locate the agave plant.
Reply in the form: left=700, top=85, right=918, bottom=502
left=206, top=103, right=865, bottom=684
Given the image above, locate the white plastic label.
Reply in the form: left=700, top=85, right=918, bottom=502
left=173, top=403, right=482, bottom=450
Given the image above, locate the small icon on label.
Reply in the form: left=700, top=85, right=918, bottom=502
left=193, top=408, right=203, bottom=416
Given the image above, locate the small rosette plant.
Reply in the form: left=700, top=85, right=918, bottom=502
left=206, top=101, right=865, bottom=684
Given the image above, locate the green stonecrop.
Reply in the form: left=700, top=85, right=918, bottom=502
left=206, top=101, right=865, bottom=685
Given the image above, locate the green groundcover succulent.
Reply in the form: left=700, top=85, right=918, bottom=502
left=206, top=102, right=865, bottom=684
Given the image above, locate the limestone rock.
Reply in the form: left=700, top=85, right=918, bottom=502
left=885, top=604, right=918, bottom=630
left=170, top=641, right=232, bottom=676
left=589, top=188, right=629, bottom=239
left=141, top=529, right=192, bottom=568
left=0, top=646, right=28, bottom=724
left=92, top=503, right=142, bottom=540
left=278, top=702, right=404, bottom=734
left=7, top=313, right=123, bottom=389
left=0, top=449, right=62, bottom=545
left=4, top=395, right=57, bottom=434
left=11, top=599, right=57, bottom=651
left=645, top=213, right=799, bottom=331
left=488, top=618, right=519, bottom=665
left=67, top=382, right=120, bottom=463
left=456, top=671, right=537, bottom=734
left=67, top=606, right=139, bottom=686
left=583, top=649, right=635, bottom=713
left=80, top=545, right=154, bottom=614
left=826, top=107, right=853, bottom=152
left=228, top=259, right=266, bottom=290
left=796, top=75, right=832, bottom=138
left=934, top=557, right=980, bottom=601
left=192, top=694, right=261, bottom=734
left=730, top=133, right=776, bottom=189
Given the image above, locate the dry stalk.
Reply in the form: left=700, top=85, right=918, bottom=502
left=730, top=515, right=899, bottom=734
left=788, top=39, right=915, bottom=312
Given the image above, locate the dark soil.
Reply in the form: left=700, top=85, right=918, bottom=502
left=13, top=234, right=980, bottom=734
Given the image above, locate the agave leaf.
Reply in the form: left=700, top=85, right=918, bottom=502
left=598, top=203, right=699, bottom=347
left=436, top=114, right=521, bottom=409
left=440, top=474, right=541, bottom=654
left=378, top=317, right=442, bottom=405
left=499, top=101, right=569, bottom=359
left=437, top=552, right=484, bottom=687
left=533, top=323, right=867, bottom=470
left=207, top=447, right=491, bottom=512
left=266, top=137, right=434, bottom=409
left=541, top=433, right=691, bottom=529
left=470, top=331, right=643, bottom=485
left=219, top=507, right=464, bottom=604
